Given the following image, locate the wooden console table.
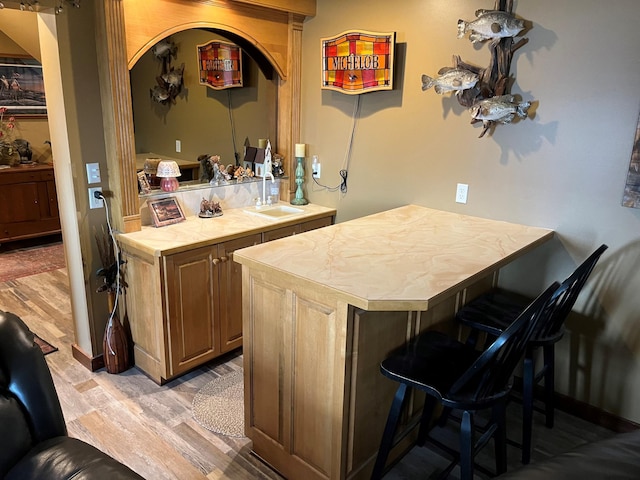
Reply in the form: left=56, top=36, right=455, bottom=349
left=234, top=205, right=554, bottom=480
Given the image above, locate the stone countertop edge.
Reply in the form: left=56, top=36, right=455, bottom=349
left=117, top=203, right=337, bottom=258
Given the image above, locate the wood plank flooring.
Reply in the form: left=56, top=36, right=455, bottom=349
left=0, top=265, right=617, bottom=479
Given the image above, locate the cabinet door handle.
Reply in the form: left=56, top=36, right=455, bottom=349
left=212, top=258, right=220, bottom=265
left=220, top=255, right=228, bottom=263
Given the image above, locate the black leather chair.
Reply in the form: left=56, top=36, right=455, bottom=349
left=456, top=244, right=607, bottom=464
left=0, top=310, right=144, bottom=480
left=371, top=282, right=560, bottom=480
left=496, top=429, right=640, bottom=480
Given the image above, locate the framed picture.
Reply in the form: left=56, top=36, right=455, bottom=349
left=0, top=56, right=47, bottom=116
left=137, top=171, right=152, bottom=195
left=148, top=197, right=186, bottom=227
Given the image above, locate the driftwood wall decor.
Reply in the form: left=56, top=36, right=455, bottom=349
left=422, top=0, right=533, bottom=137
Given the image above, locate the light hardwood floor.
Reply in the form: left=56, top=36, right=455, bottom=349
left=0, top=266, right=617, bottom=479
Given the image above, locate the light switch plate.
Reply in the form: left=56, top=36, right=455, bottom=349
left=86, top=162, right=101, bottom=184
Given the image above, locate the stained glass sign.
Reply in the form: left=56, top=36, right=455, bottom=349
left=197, top=41, right=243, bottom=90
left=321, top=30, right=395, bottom=94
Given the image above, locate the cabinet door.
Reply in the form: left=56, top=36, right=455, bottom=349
left=0, top=182, right=40, bottom=224
left=164, top=246, right=219, bottom=377
left=218, top=233, right=261, bottom=353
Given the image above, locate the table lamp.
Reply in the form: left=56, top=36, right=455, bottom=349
left=156, top=160, right=181, bottom=192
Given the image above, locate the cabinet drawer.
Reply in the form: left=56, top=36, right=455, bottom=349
left=300, top=216, right=333, bottom=232
left=262, top=224, right=300, bottom=242
left=0, top=218, right=61, bottom=241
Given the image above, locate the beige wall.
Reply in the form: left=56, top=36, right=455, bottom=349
left=130, top=29, right=276, bottom=168
left=300, top=0, right=640, bottom=423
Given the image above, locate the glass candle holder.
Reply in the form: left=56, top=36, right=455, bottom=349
left=160, top=176, right=180, bottom=192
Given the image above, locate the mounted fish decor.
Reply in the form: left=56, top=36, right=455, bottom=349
left=421, top=67, right=479, bottom=96
left=469, top=95, right=531, bottom=127
left=421, top=0, right=535, bottom=138
left=457, top=9, right=525, bottom=46
left=152, top=38, right=177, bottom=60
left=149, top=37, right=184, bottom=105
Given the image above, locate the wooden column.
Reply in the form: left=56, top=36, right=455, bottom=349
left=278, top=14, right=304, bottom=196
left=94, top=0, right=141, bottom=233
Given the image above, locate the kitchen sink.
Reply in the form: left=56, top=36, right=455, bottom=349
left=243, top=205, right=304, bottom=219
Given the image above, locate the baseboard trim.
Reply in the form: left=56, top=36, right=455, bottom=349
left=71, top=343, right=104, bottom=372
left=513, top=377, right=640, bottom=433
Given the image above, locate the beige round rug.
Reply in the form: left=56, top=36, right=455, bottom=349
left=193, top=370, right=245, bottom=437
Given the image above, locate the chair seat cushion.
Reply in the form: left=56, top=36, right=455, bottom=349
left=496, top=429, right=640, bottom=479
left=5, top=436, right=144, bottom=480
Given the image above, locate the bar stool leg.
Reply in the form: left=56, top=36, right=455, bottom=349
left=522, top=350, right=534, bottom=464
left=459, top=410, right=474, bottom=480
left=544, top=344, right=555, bottom=428
left=371, top=383, right=409, bottom=480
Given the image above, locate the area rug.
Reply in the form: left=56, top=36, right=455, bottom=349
left=193, top=370, right=245, bottom=437
left=34, top=334, right=58, bottom=356
left=0, top=242, right=66, bottom=282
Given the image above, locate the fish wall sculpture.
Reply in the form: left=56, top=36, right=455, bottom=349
left=421, top=0, right=535, bottom=138
left=421, top=67, right=479, bottom=96
left=150, top=37, right=184, bottom=105
left=457, top=9, right=525, bottom=46
left=469, top=95, right=531, bottom=127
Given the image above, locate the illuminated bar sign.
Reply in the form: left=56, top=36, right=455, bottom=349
left=197, top=41, right=243, bottom=90
left=321, top=30, right=395, bottom=94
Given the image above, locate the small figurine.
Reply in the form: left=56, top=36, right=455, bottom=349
left=233, top=165, right=255, bottom=183
left=199, top=198, right=223, bottom=218
left=272, top=153, right=285, bottom=177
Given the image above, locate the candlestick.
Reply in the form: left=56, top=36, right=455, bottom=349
left=291, top=153, right=308, bottom=206
left=295, top=143, right=306, bottom=158
left=258, top=138, right=267, bottom=149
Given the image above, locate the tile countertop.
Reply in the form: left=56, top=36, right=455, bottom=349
left=117, top=203, right=337, bottom=258
left=234, top=205, right=554, bottom=311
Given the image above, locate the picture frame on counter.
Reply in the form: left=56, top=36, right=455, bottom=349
left=149, top=197, right=185, bottom=227
left=137, top=171, right=152, bottom=195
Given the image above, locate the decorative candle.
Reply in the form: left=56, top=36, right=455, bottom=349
left=295, top=143, right=306, bottom=158
left=258, top=138, right=267, bottom=149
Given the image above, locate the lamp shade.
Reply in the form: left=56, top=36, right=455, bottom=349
left=156, top=160, right=182, bottom=178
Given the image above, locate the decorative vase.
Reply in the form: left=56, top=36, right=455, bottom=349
left=103, top=292, right=130, bottom=374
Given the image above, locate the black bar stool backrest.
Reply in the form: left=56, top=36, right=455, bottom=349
left=534, top=244, right=608, bottom=342
left=449, top=282, right=560, bottom=403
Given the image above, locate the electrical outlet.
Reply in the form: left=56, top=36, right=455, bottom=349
left=456, top=183, right=468, bottom=204
left=88, top=187, right=104, bottom=209
left=175, top=139, right=181, bottom=153
left=312, top=155, right=321, bottom=179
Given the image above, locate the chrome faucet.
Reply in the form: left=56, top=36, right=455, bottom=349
left=262, top=156, right=275, bottom=207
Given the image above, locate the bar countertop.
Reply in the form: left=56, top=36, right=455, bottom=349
left=234, top=205, right=554, bottom=311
